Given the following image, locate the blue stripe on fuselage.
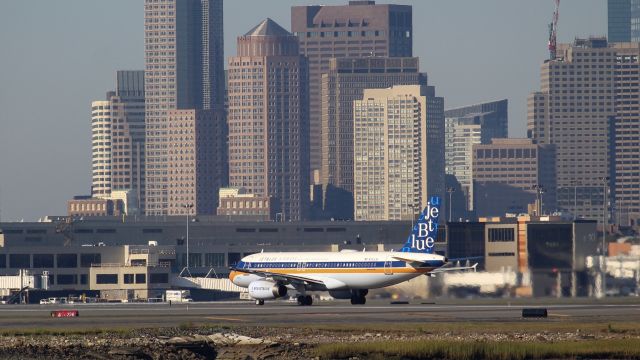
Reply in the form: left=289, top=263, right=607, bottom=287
left=234, top=260, right=444, bottom=270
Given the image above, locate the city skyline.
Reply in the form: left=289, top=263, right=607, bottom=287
left=0, top=0, right=606, bottom=220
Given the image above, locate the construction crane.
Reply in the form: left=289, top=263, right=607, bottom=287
left=54, top=217, right=75, bottom=247
left=548, top=0, right=560, bottom=60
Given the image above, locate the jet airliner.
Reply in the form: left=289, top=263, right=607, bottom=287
left=230, top=196, right=474, bottom=305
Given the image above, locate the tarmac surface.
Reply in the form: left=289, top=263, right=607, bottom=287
left=1, top=300, right=639, bottom=329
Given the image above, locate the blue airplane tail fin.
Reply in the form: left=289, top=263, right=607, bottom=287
left=399, top=196, right=441, bottom=254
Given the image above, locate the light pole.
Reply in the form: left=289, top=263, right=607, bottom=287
left=446, top=187, right=455, bottom=222
left=184, top=203, right=194, bottom=276
left=532, top=184, right=545, bottom=216
left=601, top=177, right=610, bottom=256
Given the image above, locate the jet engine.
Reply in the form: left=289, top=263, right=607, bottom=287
left=248, top=280, right=288, bottom=300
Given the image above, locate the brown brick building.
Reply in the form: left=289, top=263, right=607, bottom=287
left=227, top=19, right=309, bottom=221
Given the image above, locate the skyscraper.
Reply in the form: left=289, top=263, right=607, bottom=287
left=610, top=42, right=640, bottom=226
left=90, top=71, right=145, bottom=209
left=144, top=0, right=225, bottom=216
left=291, top=1, right=413, bottom=177
left=528, top=38, right=615, bottom=222
left=91, top=100, right=112, bottom=199
left=227, top=19, right=309, bottom=221
left=608, top=0, right=640, bottom=42
left=111, top=71, right=146, bottom=209
left=166, top=109, right=226, bottom=216
left=444, top=100, right=508, bottom=212
left=320, top=57, right=427, bottom=219
left=353, top=85, right=444, bottom=221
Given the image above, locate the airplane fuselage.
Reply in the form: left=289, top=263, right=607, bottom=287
left=230, top=251, right=446, bottom=291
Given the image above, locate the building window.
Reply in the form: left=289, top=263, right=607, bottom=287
left=57, top=254, right=78, bottom=268
left=74, top=229, right=94, bottom=234
left=124, top=274, right=135, bottom=284
left=188, top=253, right=202, bottom=267
left=57, top=274, right=77, bottom=285
left=80, top=274, right=88, bottom=285
left=33, top=254, right=54, bottom=268
left=96, top=274, right=118, bottom=284
left=9, top=254, right=30, bottom=268
left=80, top=253, right=101, bottom=267
left=228, top=252, right=242, bottom=267
left=204, top=253, right=225, bottom=267
left=96, top=228, right=116, bottom=234
left=488, top=228, right=515, bottom=242
left=26, top=229, right=47, bottom=234
left=135, top=274, right=146, bottom=284
left=149, top=273, right=168, bottom=284
left=0, top=255, right=5, bottom=268
left=488, top=252, right=516, bottom=257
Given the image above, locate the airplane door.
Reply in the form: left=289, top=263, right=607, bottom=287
left=297, top=262, right=306, bottom=272
left=384, top=259, right=393, bottom=275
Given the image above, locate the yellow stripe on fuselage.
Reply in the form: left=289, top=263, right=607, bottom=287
left=245, top=267, right=434, bottom=275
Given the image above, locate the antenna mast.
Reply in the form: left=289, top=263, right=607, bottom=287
left=548, top=0, right=560, bottom=60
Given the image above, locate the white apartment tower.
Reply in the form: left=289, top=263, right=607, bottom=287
left=353, top=85, right=444, bottom=221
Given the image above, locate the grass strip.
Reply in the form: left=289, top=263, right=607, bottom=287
left=315, top=339, right=640, bottom=360
left=290, top=321, right=640, bottom=335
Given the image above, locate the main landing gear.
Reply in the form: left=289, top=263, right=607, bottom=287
left=255, top=299, right=265, bottom=306
left=297, top=295, right=313, bottom=306
left=350, top=289, right=368, bottom=305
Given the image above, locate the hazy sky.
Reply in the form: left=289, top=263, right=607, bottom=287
left=0, top=0, right=605, bottom=221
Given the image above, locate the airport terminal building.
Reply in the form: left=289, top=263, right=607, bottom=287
left=0, top=216, right=598, bottom=301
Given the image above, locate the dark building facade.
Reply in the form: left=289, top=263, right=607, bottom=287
left=608, top=0, right=640, bottom=42
left=320, top=57, right=427, bottom=219
left=527, top=221, right=599, bottom=297
left=291, top=1, right=413, bottom=176
left=144, top=0, right=225, bottom=216
left=227, top=19, right=309, bottom=221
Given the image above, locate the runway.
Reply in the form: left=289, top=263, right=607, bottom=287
left=0, top=300, right=639, bottom=329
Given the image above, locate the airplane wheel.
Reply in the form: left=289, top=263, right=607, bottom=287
left=304, top=295, right=313, bottom=306
left=255, top=299, right=264, bottom=306
left=297, top=295, right=305, bottom=306
left=350, top=296, right=366, bottom=305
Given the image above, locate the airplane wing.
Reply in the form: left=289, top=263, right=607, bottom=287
left=429, top=263, right=478, bottom=274
left=230, top=267, right=325, bottom=285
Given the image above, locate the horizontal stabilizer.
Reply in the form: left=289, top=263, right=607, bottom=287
left=430, top=263, right=478, bottom=274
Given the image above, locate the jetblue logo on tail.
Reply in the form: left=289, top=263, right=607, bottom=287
left=400, top=196, right=441, bottom=253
